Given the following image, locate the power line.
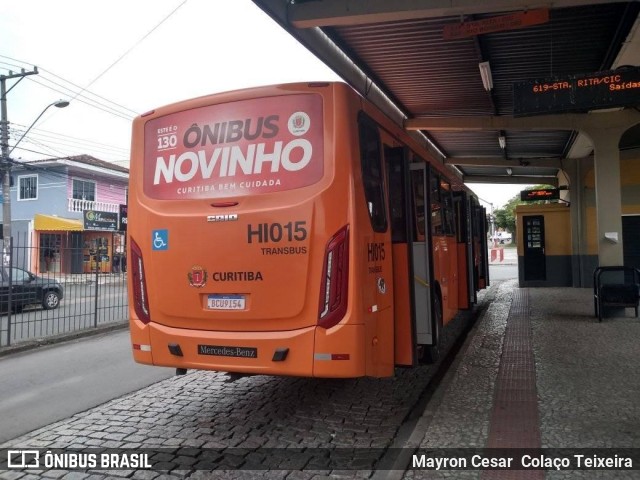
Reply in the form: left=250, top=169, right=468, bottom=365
left=0, top=59, right=137, bottom=120
left=8, top=129, right=130, bottom=164
left=10, top=142, right=129, bottom=166
left=27, top=77, right=133, bottom=121
left=0, top=0, right=189, bottom=169
left=10, top=132, right=121, bottom=160
left=10, top=133, right=68, bottom=157
left=10, top=124, right=129, bottom=155
left=8, top=121, right=129, bottom=158
left=9, top=146, right=113, bottom=170
left=38, top=66, right=138, bottom=116
left=7, top=145, right=62, bottom=158
left=71, top=0, right=188, bottom=101
left=0, top=62, right=133, bottom=157
left=0, top=0, right=190, bottom=165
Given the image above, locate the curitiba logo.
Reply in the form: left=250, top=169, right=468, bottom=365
left=187, top=266, right=207, bottom=288
left=288, top=111, right=311, bottom=136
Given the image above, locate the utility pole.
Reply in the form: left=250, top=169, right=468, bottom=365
left=0, top=67, right=39, bottom=263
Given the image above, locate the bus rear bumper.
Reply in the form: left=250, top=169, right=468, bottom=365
left=129, top=320, right=367, bottom=378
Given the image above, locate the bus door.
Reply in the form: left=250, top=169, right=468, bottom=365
left=475, top=205, right=489, bottom=289
left=466, top=197, right=480, bottom=303
left=409, top=163, right=436, bottom=356
left=361, top=124, right=395, bottom=378
left=385, top=147, right=416, bottom=366
left=453, top=191, right=472, bottom=309
left=465, top=195, right=479, bottom=306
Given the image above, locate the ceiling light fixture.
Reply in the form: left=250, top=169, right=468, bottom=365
left=479, top=61, right=493, bottom=91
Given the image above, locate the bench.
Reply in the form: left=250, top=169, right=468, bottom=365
left=593, top=266, right=640, bottom=322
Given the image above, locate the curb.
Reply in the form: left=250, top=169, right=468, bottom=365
left=0, top=321, right=128, bottom=358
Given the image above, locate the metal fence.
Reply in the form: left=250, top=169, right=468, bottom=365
left=0, top=233, right=128, bottom=348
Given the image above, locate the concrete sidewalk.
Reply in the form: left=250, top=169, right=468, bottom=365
left=404, top=280, right=640, bottom=479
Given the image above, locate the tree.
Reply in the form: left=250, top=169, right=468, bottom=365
left=494, top=204, right=516, bottom=234
left=492, top=184, right=555, bottom=243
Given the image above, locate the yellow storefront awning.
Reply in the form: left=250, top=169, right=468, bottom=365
left=34, top=214, right=83, bottom=231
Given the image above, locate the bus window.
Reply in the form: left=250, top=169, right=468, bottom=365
left=430, top=173, right=443, bottom=235
left=358, top=115, right=387, bottom=233
left=385, top=146, right=408, bottom=243
left=411, top=167, right=426, bottom=240
left=440, top=180, right=455, bottom=236
left=454, top=194, right=467, bottom=243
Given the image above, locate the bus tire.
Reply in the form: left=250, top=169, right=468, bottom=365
left=420, top=291, right=443, bottom=364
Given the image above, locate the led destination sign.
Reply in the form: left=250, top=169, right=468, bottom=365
left=520, top=188, right=560, bottom=202
left=513, top=67, right=640, bottom=116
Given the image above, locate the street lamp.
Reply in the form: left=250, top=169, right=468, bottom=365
left=8, top=99, right=70, bottom=155
left=1, top=99, right=70, bottom=265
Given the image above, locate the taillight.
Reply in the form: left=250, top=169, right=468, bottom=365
left=318, top=225, right=349, bottom=329
left=130, top=237, right=151, bottom=324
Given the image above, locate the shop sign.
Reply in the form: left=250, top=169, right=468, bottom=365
left=83, top=210, right=119, bottom=231
left=119, top=204, right=128, bottom=231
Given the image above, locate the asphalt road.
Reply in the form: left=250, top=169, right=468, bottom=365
left=0, top=285, right=128, bottom=346
left=488, top=262, right=518, bottom=281
left=0, top=329, right=173, bottom=443
left=0, top=260, right=516, bottom=445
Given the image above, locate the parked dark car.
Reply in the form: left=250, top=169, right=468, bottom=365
left=0, top=267, right=64, bottom=312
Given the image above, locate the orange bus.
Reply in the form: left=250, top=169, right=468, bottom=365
left=127, top=82, right=488, bottom=378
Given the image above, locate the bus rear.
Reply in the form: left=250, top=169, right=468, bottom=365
left=128, top=83, right=363, bottom=377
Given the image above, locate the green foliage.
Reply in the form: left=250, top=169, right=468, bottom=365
left=494, top=207, right=516, bottom=234
left=492, top=184, right=555, bottom=241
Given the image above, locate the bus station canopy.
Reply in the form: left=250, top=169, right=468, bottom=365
left=252, top=0, right=640, bottom=185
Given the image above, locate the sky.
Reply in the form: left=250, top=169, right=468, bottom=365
left=0, top=0, right=524, bottom=209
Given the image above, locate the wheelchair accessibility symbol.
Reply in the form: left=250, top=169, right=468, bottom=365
left=152, top=229, right=169, bottom=251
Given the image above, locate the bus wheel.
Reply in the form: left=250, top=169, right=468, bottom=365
left=420, top=292, right=443, bottom=364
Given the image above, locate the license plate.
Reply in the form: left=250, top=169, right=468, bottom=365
left=207, top=294, right=245, bottom=310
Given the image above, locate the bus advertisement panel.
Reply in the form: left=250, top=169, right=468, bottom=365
left=144, top=94, right=324, bottom=199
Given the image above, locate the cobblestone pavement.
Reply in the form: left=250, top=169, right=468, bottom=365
left=7, top=281, right=635, bottom=480
left=402, top=280, right=510, bottom=480
left=0, top=288, right=489, bottom=480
